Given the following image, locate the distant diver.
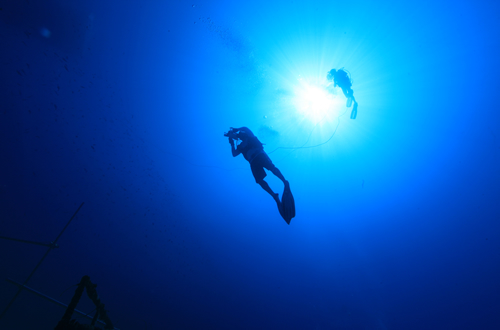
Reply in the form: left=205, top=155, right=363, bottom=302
left=225, top=127, right=295, bottom=224
left=327, top=68, right=358, bottom=119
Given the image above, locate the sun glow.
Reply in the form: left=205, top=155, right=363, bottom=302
left=292, top=81, right=344, bottom=124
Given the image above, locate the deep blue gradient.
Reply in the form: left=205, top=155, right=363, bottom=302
left=1, top=1, right=499, bottom=329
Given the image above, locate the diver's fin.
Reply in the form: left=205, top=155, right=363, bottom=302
left=350, top=102, right=358, bottom=119
left=346, top=97, right=353, bottom=108
left=279, top=181, right=295, bottom=224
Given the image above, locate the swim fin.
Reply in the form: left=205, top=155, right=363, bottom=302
left=346, top=97, right=353, bottom=108
left=279, top=181, right=295, bottom=224
left=350, top=102, right=358, bottom=119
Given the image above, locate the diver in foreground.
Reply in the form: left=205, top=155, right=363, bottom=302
left=327, top=68, right=359, bottom=119
left=225, top=127, right=295, bottom=224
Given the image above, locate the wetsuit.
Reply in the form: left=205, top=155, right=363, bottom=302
left=238, top=130, right=277, bottom=183
left=332, top=70, right=353, bottom=98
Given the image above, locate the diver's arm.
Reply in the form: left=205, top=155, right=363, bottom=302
left=232, top=138, right=248, bottom=157
left=230, top=138, right=242, bottom=157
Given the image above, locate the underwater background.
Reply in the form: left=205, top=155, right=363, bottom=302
left=1, top=0, right=499, bottom=329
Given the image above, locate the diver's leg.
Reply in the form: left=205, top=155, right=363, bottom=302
left=257, top=179, right=280, bottom=203
left=343, top=87, right=354, bottom=107
left=341, top=87, right=350, bottom=98
left=349, top=88, right=357, bottom=104
left=261, top=153, right=287, bottom=185
left=348, top=88, right=355, bottom=101
left=270, top=167, right=291, bottom=193
left=350, top=90, right=357, bottom=108
left=270, top=167, right=286, bottom=183
left=350, top=92, right=358, bottom=119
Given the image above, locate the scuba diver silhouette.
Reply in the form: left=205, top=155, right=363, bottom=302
left=225, top=127, right=295, bottom=224
left=327, top=68, right=358, bottom=119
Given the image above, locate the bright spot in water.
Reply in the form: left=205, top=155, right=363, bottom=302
left=40, top=27, right=51, bottom=38
left=292, top=81, right=343, bottom=124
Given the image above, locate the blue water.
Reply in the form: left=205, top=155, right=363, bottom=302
left=1, top=1, right=499, bottom=329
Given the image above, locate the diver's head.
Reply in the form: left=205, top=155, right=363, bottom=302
left=327, top=69, right=337, bottom=81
